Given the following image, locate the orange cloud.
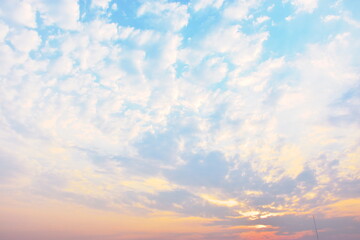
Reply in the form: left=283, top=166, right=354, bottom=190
left=319, top=198, right=360, bottom=220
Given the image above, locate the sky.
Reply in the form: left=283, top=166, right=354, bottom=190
left=0, top=0, right=359, bottom=239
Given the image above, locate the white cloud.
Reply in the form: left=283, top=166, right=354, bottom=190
left=285, top=15, right=294, bottom=21
left=0, top=0, right=37, bottom=28
left=192, top=0, right=224, bottom=11
left=185, top=31, right=360, bottom=186
left=223, top=0, right=260, bottom=21
left=155, top=33, right=182, bottom=69
left=132, top=30, right=161, bottom=46
left=0, top=45, right=19, bottom=75
left=322, top=4, right=360, bottom=28
left=137, top=0, right=189, bottom=31
left=343, top=15, right=360, bottom=28
left=49, top=56, right=74, bottom=75
left=289, top=0, right=318, bottom=13
left=322, top=15, right=341, bottom=22
left=0, top=22, right=181, bottom=160
left=111, top=3, right=118, bottom=11
left=59, top=33, right=88, bottom=55
left=8, top=29, right=41, bottom=53
left=255, top=16, right=270, bottom=25
left=267, top=4, right=275, bottom=11
left=268, top=33, right=360, bottom=180
left=202, top=25, right=268, bottom=67
left=91, top=0, right=112, bottom=9
left=228, top=57, right=284, bottom=88
left=0, top=21, right=9, bottom=42
left=35, top=0, right=80, bottom=30
left=78, top=43, right=109, bottom=70
left=12, top=0, right=37, bottom=27
left=86, top=20, right=118, bottom=42
left=184, top=56, right=228, bottom=85
left=293, top=32, right=359, bottom=99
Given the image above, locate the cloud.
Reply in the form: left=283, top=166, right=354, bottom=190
left=91, top=0, right=112, bottom=9
left=0, top=45, right=19, bottom=75
left=322, top=15, right=341, bottom=22
left=228, top=57, right=284, bottom=88
left=0, top=0, right=37, bottom=28
left=86, top=20, right=118, bottom=42
left=255, top=16, right=270, bottom=25
left=137, top=0, right=189, bottom=31
left=183, top=56, right=228, bottom=85
left=8, top=29, right=41, bottom=53
left=321, top=11, right=360, bottom=28
left=202, top=25, right=268, bottom=67
left=35, top=0, right=80, bottom=30
left=338, top=147, right=360, bottom=180
left=289, top=0, right=318, bottom=13
left=223, top=0, right=260, bottom=21
left=0, top=21, right=9, bottom=42
left=0, top=0, right=359, bottom=239
left=192, top=0, right=224, bottom=11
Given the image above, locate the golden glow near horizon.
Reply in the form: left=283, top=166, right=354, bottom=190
left=200, top=194, right=240, bottom=207
left=0, top=0, right=360, bottom=240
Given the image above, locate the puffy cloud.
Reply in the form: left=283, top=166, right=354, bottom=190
left=0, top=21, right=9, bottom=42
left=76, top=20, right=119, bottom=43
left=223, top=0, right=260, bottom=21
left=183, top=56, right=228, bottom=85
left=338, top=147, right=360, bottom=180
left=0, top=44, right=19, bottom=75
left=91, top=0, right=112, bottom=9
left=49, top=55, right=74, bottom=75
left=111, top=3, right=118, bottom=11
left=0, top=0, right=360, bottom=239
left=137, top=0, right=189, bottom=31
left=192, top=0, right=224, bottom=11
left=228, top=57, right=284, bottom=88
left=182, top=29, right=270, bottom=91
left=0, top=0, right=37, bottom=28
left=8, top=28, right=41, bottom=53
left=35, top=0, right=80, bottom=30
left=255, top=15, right=270, bottom=25
left=289, top=0, right=318, bottom=13
left=191, top=25, right=268, bottom=68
